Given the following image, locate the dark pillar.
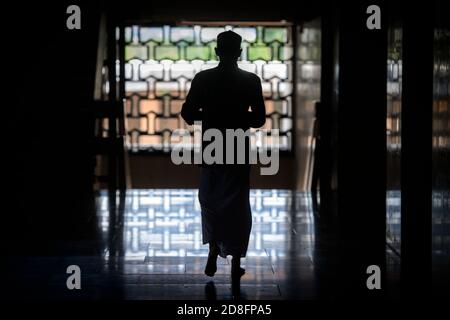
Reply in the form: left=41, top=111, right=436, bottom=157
left=336, top=1, right=387, bottom=298
left=401, top=1, right=434, bottom=295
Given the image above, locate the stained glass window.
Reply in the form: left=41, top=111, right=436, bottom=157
left=120, top=24, right=294, bottom=153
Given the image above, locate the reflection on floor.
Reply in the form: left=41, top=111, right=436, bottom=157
left=5, top=189, right=339, bottom=300
left=5, top=188, right=448, bottom=299
left=386, top=190, right=401, bottom=254
left=432, top=190, right=450, bottom=292
left=6, top=188, right=420, bottom=300
left=5, top=189, right=424, bottom=300
left=97, top=189, right=318, bottom=300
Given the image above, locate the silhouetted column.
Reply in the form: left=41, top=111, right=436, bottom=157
left=335, top=1, right=387, bottom=298
left=401, top=2, right=434, bottom=296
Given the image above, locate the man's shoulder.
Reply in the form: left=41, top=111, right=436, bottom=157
left=193, top=66, right=260, bottom=84
left=194, top=67, right=217, bottom=79
left=237, top=68, right=261, bottom=83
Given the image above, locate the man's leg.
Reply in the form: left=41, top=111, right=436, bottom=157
left=205, top=242, right=218, bottom=277
left=231, top=253, right=245, bottom=298
left=231, top=254, right=245, bottom=279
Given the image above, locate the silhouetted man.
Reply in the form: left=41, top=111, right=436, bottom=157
left=181, top=30, right=266, bottom=284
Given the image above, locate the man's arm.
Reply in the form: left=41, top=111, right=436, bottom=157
left=181, top=75, right=202, bottom=125
left=247, top=76, right=266, bottom=128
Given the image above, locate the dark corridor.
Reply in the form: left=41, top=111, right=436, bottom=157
left=1, top=0, right=449, bottom=307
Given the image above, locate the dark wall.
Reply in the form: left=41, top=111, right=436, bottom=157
left=115, top=0, right=319, bottom=24
left=2, top=1, right=102, bottom=253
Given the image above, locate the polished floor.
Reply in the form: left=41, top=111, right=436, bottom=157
left=97, top=189, right=320, bottom=300
left=4, top=189, right=411, bottom=300
left=6, top=189, right=336, bottom=300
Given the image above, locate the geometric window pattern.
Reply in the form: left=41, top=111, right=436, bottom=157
left=387, top=27, right=402, bottom=153
left=122, top=25, right=294, bottom=152
left=386, top=26, right=402, bottom=253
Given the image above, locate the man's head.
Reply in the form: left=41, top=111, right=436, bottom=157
left=215, top=30, right=242, bottom=61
